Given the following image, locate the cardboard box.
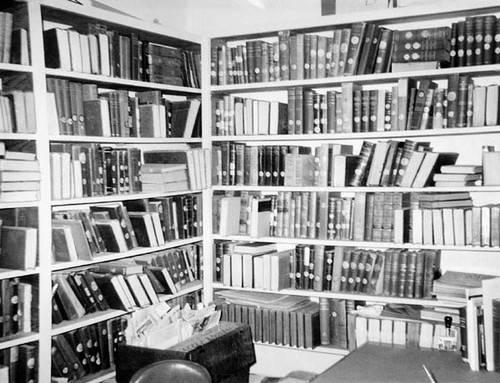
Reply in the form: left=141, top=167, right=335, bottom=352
left=115, top=321, right=256, bottom=383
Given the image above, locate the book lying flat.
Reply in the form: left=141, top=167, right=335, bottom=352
left=440, top=164, right=483, bottom=174
left=433, top=173, right=482, bottom=182
left=233, top=241, right=277, bottom=255
left=417, top=192, right=471, bottom=202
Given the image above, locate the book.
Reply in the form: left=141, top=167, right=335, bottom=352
left=412, top=152, right=459, bottom=187
left=249, top=197, right=272, bottom=238
left=440, top=165, right=482, bottom=174
left=0, top=226, right=38, bottom=270
left=53, top=273, right=86, bottom=321
left=52, top=219, right=93, bottom=261
left=170, top=99, right=201, bottom=138
left=233, top=241, right=277, bottom=255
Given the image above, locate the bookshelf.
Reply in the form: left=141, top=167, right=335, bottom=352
left=0, top=0, right=205, bottom=382
left=205, top=0, right=500, bottom=372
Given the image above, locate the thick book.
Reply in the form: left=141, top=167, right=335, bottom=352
left=52, top=273, right=86, bottom=321
left=0, top=226, right=38, bottom=270
left=52, top=219, right=93, bottom=261
left=170, top=99, right=201, bottom=138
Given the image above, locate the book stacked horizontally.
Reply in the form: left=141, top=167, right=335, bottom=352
left=0, top=145, right=40, bottom=202
left=140, top=163, right=189, bottom=193
left=432, top=271, right=496, bottom=304
left=432, top=164, right=483, bottom=187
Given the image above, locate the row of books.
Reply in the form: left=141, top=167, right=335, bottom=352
left=211, top=140, right=464, bottom=189
left=0, top=343, right=37, bottom=383
left=353, top=312, right=456, bottom=350
left=0, top=278, right=35, bottom=339
left=213, top=75, right=500, bottom=137
left=450, top=15, right=500, bottom=68
left=50, top=197, right=202, bottom=266
left=51, top=317, right=127, bottom=382
left=50, top=144, right=141, bottom=200
left=211, top=13, right=500, bottom=86
left=0, top=144, right=40, bottom=203
left=212, top=96, right=287, bottom=136
left=397, top=196, right=500, bottom=248
left=53, top=244, right=203, bottom=323
left=215, top=191, right=389, bottom=242
left=215, top=190, right=499, bottom=248
left=50, top=144, right=208, bottom=200
left=43, top=24, right=200, bottom=87
left=216, top=291, right=321, bottom=349
left=133, top=245, right=204, bottom=295
left=211, top=23, right=394, bottom=85
left=0, top=89, right=35, bottom=134
left=215, top=241, right=439, bottom=299
left=0, top=11, right=29, bottom=65
left=47, top=80, right=201, bottom=138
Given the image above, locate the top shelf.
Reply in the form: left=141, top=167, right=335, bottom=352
left=40, top=0, right=201, bottom=47
left=208, top=0, right=500, bottom=40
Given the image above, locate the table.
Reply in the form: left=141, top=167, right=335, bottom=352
left=311, top=343, right=499, bottom=382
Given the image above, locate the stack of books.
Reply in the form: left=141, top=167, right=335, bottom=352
left=433, top=164, right=483, bottom=187
left=140, top=163, right=189, bottom=193
left=0, top=148, right=40, bottom=202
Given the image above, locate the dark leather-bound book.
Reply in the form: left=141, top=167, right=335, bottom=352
left=337, top=28, right=351, bottom=76
left=43, top=28, right=71, bottom=70
left=81, top=270, right=110, bottom=311
left=373, top=28, right=393, bottom=74
left=316, top=35, right=327, bottom=79
left=52, top=334, right=86, bottom=380
left=294, top=87, right=304, bottom=134
left=66, top=272, right=97, bottom=314
left=90, top=272, right=131, bottom=310
left=90, top=203, right=137, bottom=250
left=344, top=22, right=367, bottom=76
left=65, top=330, right=90, bottom=374
left=465, top=17, right=475, bottom=66
left=357, top=24, right=380, bottom=75
left=52, top=273, right=86, bottom=321
left=348, top=140, right=375, bottom=187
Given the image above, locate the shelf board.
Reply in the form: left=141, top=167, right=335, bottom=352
left=0, top=332, right=39, bottom=351
left=44, top=68, right=202, bottom=95
left=0, top=63, right=34, bottom=74
left=51, top=236, right=203, bottom=271
left=210, top=64, right=500, bottom=93
left=51, top=189, right=203, bottom=207
left=0, top=268, right=40, bottom=280
left=214, top=284, right=449, bottom=307
left=211, top=235, right=500, bottom=252
left=157, top=280, right=203, bottom=302
left=52, top=309, right=126, bottom=336
left=254, top=341, right=350, bottom=356
left=77, top=368, right=116, bottom=383
left=0, top=132, right=37, bottom=140
left=0, top=200, right=39, bottom=209
left=212, top=185, right=500, bottom=193
left=49, top=135, right=203, bottom=144
left=211, top=126, right=500, bottom=142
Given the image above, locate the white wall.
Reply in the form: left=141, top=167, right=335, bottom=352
left=98, top=0, right=322, bottom=35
